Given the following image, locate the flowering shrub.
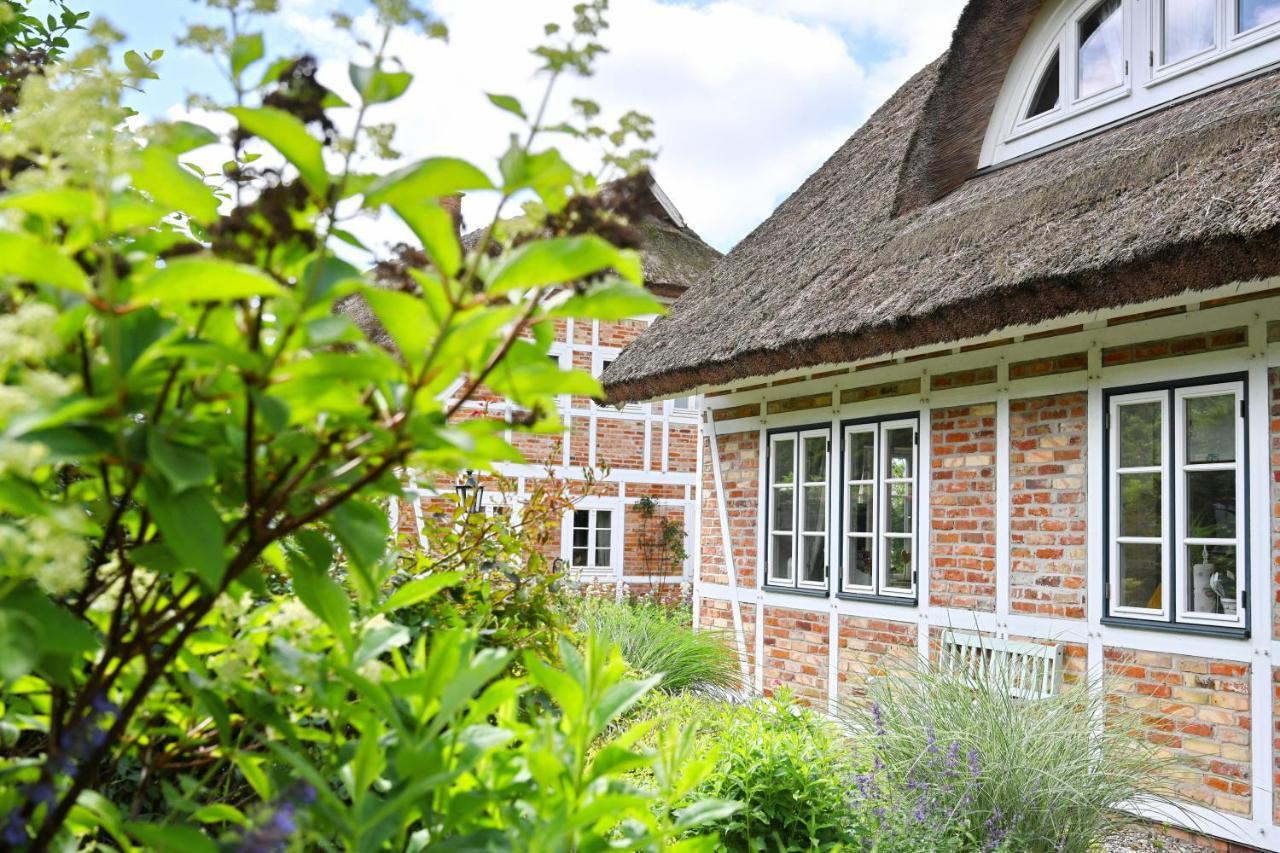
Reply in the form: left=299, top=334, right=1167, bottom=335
left=0, top=0, right=732, bottom=847
left=842, top=659, right=1176, bottom=852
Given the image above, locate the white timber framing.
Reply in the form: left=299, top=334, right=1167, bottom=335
left=693, top=276, right=1280, bottom=848
left=704, top=407, right=752, bottom=685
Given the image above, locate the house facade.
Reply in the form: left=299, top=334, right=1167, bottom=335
left=603, top=0, right=1280, bottom=846
left=375, top=178, right=719, bottom=598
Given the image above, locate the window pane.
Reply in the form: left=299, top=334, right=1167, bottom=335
left=848, top=484, right=873, bottom=533
left=674, top=396, right=691, bottom=409
left=771, top=535, right=794, bottom=581
left=1079, top=0, right=1124, bottom=98
left=1118, top=542, right=1163, bottom=609
left=773, top=439, right=795, bottom=485
left=847, top=536, right=873, bottom=588
left=1027, top=49, right=1061, bottom=117
left=1239, top=0, right=1280, bottom=32
left=572, top=547, right=588, bottom=567
left=1118, top=472, right=1162, bottom=537
left=885, top=428, right=914, bottom=479
left=803, top=485, right=826, bottom=532
left=887, top=483, right=913, bottom=534
left=596, top=541, right=611, bottom=567
left=596, top=510, right=611, bottom=530
left=801, top=536, right=826, bottom=584
left=1187, top=544, right=1238, bottom=616
left=804, top=436, right=826, bottom=482
left=772, top=487, right=794, bottom=532
left=1118, top=401, right=1162, bottom=468
left=1185, top=394, right=1236, bottom=464
left=573, top=525, right=589, bottom=549
left=848, top=431, right=875, bottom=481
left=1186, top=469, right=1236, bottom=539
left=884, top=538, right=913, bottom=590
left=1164, top=0, right=1216, bottom=63
left=574, top=509, right=589, bottom=530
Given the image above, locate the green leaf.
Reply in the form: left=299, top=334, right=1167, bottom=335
left=390, top=201, right=461, bottom=277
left=0, top=231, right=90, bottom=294
left=131, top=258, right=286, bottom=306
left=0, top=609, right=41, bottom=681
left=364, top=157, right=493, bottom=208
left=0, top=187, right=95, bottom=220
left=191, top=803, right=250, bottom=828
left=486, top=92, right=526, bottom=119
left=329, top=499, right=388, bottom=602
left=147, top=120, right=218, bottom=154
left=546, top=278, right=664, bottom=321
left=487, top=236, right=642, bottom=293
left=146, top=478, right=226, bottom=590
left=126, top=822, right=218, bottom=853
left=229, top=106, right=329, bottom=196
left=361, top=286, right=435, bottom=362
left=147, top=431, right=214, bottom=493
left=290, top=551, right=352, bottom=645
left=354, top=621, right=410, bottom=666
left=230, top=32, right=264, bottom=78
left=133, top=146, right=219, bottom=224
left=383, top=571, right=462, bottom=612
left=349, top=63, right=413, bottom=104
left=674, top=799, right=742, bottom=832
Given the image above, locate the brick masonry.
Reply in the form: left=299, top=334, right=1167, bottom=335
left=1105, top=649, right=1252, bottom=817
left=762, top=605, right=829, bottom=705
left=699, top=430, right=760, bottom=588
left=1009, top=393, right=1088, bottom=619
left=1101, top=327, right=1247, bottom=367
left=837, top=616, right=917, bottom=700
left=699, top=597, right=757, bottom=672
left=930, top=403, right=998, bottom=611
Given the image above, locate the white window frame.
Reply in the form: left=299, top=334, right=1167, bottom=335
left=840, top=418, right=919, bottom=600
left=568, top=508, right=615, bottom=575
left=766, top=427, right=830, bottom=591
left=984, top=0, right=1280, bottom=166
left=1107, top=390, right=1171, bottom=621
left=1106, top=378, right=1248, bottom=631
left=1173, top=382, right=1246, bottom=628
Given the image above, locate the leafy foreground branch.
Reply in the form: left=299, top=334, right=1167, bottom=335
left=0, top=0, right=731, bottom=847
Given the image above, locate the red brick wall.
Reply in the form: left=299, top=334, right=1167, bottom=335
left=595, top=418, right=645, bottom=470
left=698, top=430, right=759, bottom=588
left=1009, top=393, right=1088, bottom=619
left=623, top=502, right=687, bottom=580
left=568, top=418, right=590, bottom=466
left=598, top=318, right=648, bottom=348
left=699, top=596, right=756, bottom=671
left=668, top=424, right=698, bottom=473
left=836, top=616, right=916, bottom=700
left=762, top=605, right=829, bottom=705
left=930, top=403, right=997, bottom=611
left=512, top=430, right=562, bottom=466
left=1105, top=649, right=1251, bottom=817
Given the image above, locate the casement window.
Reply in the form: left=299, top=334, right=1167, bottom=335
left=840, top=417, right=919, bottom=600
left=570, top=509, right=613, bottom=573
left=1105, top=377, right=1247, bottom=633
left=990, top=0, right=1280, bottom=165
left=766, top=428, right=830, bottom=591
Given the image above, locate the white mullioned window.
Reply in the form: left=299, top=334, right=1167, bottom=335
left=1106, top=377, right=1247, bottom=631
left=767, top=428, right=830, bottom=590
left=986, top=0, right=1280, bottom=165
left=841, top=418, right=919, bottom=599
left=570, top=509, right=614, bottom=574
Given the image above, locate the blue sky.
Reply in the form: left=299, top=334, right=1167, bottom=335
left=64, top=0, right=965, bottom=251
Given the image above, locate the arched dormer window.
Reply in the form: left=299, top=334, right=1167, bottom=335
left=982, top=0, right=1280, bottom=166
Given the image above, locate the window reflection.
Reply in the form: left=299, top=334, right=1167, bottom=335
left=1164, top=0, right=1216, bottom=63
left=1240, top=0, right=1280, bottom=31
left=1079, top=0, right=1124, bottom=98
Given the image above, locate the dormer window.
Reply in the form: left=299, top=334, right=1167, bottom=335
left=1240, top=0, right=1280, bottom=32
left=1078, top=0, right=1124, bottom=98
left=1026, top=50, right=1062, bottom=118
left=1161, top=0, right=1217, bottom=65
left=984, top=0, right=1280, bottom=166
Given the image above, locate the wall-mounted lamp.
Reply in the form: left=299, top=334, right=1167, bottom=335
left=455, top=470, right=484, bottom=516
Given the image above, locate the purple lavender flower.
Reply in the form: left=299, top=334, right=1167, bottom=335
left=3, top=810, right=26, bottom=847
left=28, top=782, right=55, bottom=805
left=89, top=694, right=119, bottom=716
left=925, top=725, right=939, bottom=754
left=945, top=740, right=960, bottom=772
left=871, top=702, right=885, bottom=737
left=967, top=747, right=981, bottom=776
left=913, top=799, right=928, bottom=823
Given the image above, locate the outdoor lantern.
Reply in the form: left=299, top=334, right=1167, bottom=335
left=455, top=470, right=484, bottom=515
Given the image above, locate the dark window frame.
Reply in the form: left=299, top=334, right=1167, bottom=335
left=1101, top=372, right=1250, bottom=639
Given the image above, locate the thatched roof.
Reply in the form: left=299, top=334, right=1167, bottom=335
left=602, top=47, right=1280, bottom=403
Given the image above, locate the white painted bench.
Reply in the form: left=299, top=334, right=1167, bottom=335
left=939, top=631, right=1064, bottom=700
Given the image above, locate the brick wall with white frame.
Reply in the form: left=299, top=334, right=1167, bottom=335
left=690, top=276, right=1280, bottom=850
left=394, top=314, right=700, bottom=598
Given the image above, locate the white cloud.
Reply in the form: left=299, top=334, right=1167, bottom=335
left=271, top=0, right=963, bottom=253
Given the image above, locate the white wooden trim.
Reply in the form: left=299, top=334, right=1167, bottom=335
left=704, top=408, right=751, bottom=684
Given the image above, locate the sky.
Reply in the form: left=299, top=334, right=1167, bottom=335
left=70, top=0, right=966, bottom=253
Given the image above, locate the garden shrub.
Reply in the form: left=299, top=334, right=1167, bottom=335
left=637, top=691, right=857, bottom=852
left=576, top=598, right=741, bottom=694
left=842, top=658, right=1177, bottom=852
left=0, top=0, right=732, bottom=846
